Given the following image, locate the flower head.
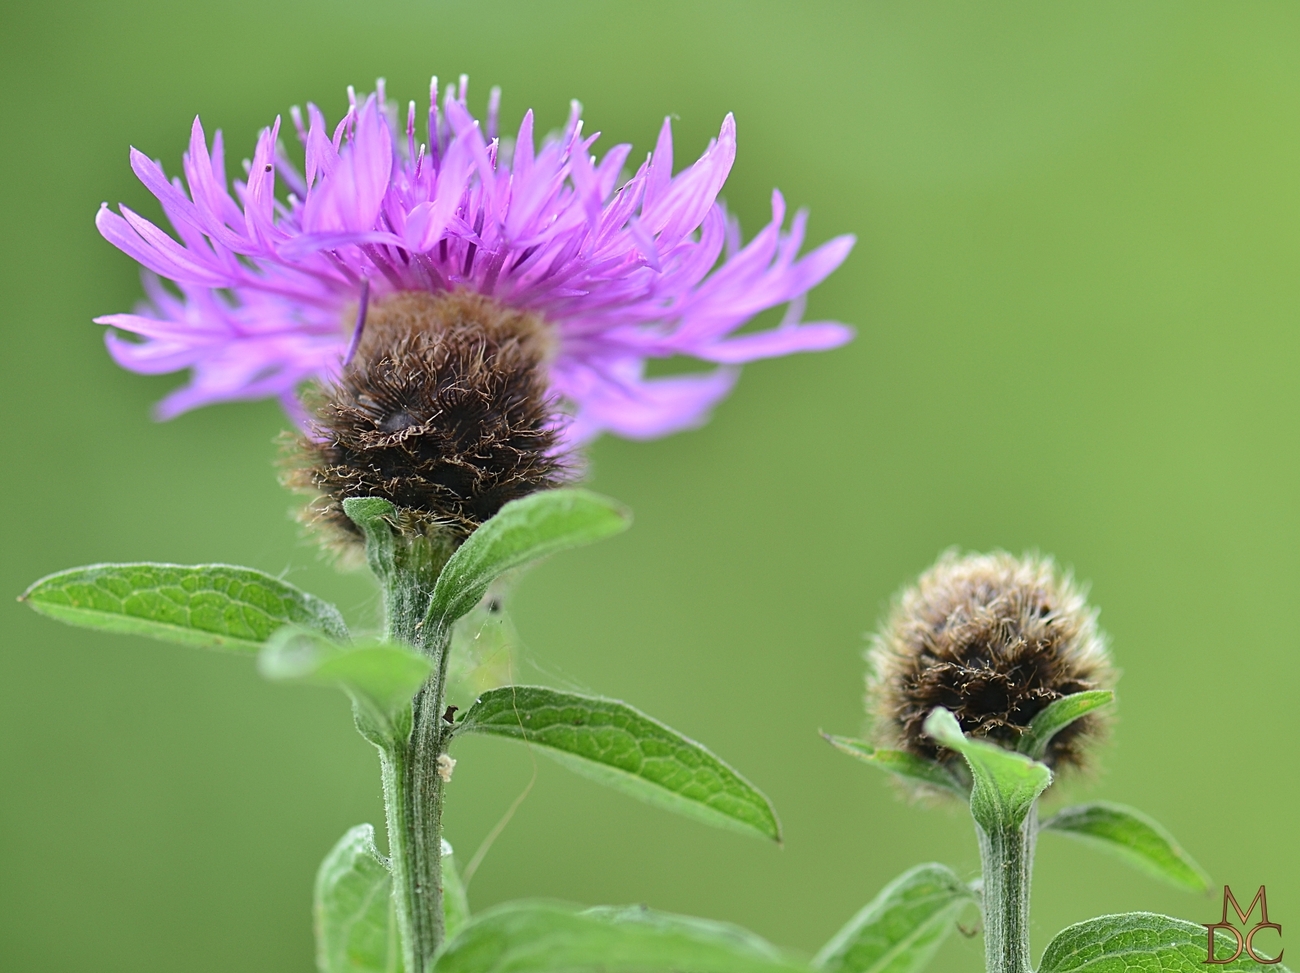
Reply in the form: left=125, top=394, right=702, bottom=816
left=285, top=289, right=570, bottom=541
left=96, top=77, right=855, bottom=445
left=867, top=551, right=1114, bottom=772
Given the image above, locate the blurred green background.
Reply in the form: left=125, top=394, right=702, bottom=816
left=2, top=1, right=1296, bottom=971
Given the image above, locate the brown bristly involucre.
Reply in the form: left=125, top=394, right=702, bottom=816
left=866, top=550, right=1115, bottom=774
left=286, top=290, right=571, bottom=547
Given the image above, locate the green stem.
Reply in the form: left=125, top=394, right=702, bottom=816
left=375, top=530, right=456, bottom=973
left=378, top=742, right=419, bottom=973
left=379, top=621, right=453, bottom=973
left=977, top=803, right=1037, bottom=973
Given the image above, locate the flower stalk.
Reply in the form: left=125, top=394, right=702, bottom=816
left=976, top=804, right=1038, bottom=973
left=345, top=498, right=458, bottom=973
left=378, top=626, right=453, bottom=973
left=861, top=551, right=1120, bottom=973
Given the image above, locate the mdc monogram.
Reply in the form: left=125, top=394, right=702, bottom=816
left=1205, top=885, right=1284, bottom=965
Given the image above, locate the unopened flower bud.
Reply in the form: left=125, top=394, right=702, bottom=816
left=287, top=290, right=570, bottom=548
left=866, top=551, right=1114, bottom=772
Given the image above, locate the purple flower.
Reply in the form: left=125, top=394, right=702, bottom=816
left=97, top=78, right=854, bottom=442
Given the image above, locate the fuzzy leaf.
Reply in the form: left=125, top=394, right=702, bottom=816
left=581, top=906, right=787, bottom=961
left=442, top=839, right=471, bottom=943
left=20, top=562, right=348, bottom=652
left=1041, top=802, right=1212, bottom=892
left=259, top=628, right=431, bottom=744
left=821, top=734, right=967, bottom=798
left=446, top=586, right=524, bottom=705
left=814, top=863, right=975, bottom=973
left=427, top=490, right=630, bottom=626
left=315, top=827, right=469, bottom=973
left=433, top=901, right=804, bottom=973
left=343, top=497, right=399, bottom=580
left=315, top=824, right=402, bottom=973
left=922, top=708, right=1050, bottom=831
left=456, top=686, right=781, bottom=842
left=1016, top=691, right=1114, bottom=760
left=1038, top=912, right=1290, bottom=973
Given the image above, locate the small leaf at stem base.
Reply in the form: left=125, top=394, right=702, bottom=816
left=814, top=862, right=977, bottom=973
left=315, top=825, right=402, bottom=973
left=922, top=707, right=1050, bottom=831
left=315, top=828, right=470, bottom=973
left=441, top=839, right=471, bottom=943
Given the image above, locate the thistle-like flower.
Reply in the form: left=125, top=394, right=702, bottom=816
left=95, top=77, right=854, bottom=537
left=867, top=551, right=1114, bottom=772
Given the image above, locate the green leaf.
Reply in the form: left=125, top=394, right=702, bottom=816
left=1038, top=912, right=1290, bottom=973
left=446, top=588, right=524, bottom=705
left=259, top=628, right=431, bottom=744
left=315, top=824, right=402, bottom=973
left=1041, top=802, right=1212, bottom=892
left=343, top=498, right=399, bottom=580
left=456, top=686, right=781, bottom=842
left=315, top=827, right=468, bottom=973
left=1016, top=691, right=1114, bottom=760
left=342, top=497, right=454, bottom=594
left=814, top=863, right=976, bottom=973
left=821, top=733, right=967, bottom=798
left=20, top=562, right=348, bottom=652
left=922, top=708, right=1051, bottom=831
left=581, top=906, right=786, bottom=961
left=442, top=839, right=471, bottom=944
left=434, top=901, right=805, bottom=973
left=427, top=490, right=630, bottom=626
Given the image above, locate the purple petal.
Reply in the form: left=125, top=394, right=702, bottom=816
left=556, top=359, right=739, bottom=442
left=693, top=323, right=855, bottom=364
left=97, top=205, right=229, bottom=287
left=642, top=114, right=736, bottom=245
left=95, top=81, right=853, bottom=436
left=642, top=117, right=674, bottom=210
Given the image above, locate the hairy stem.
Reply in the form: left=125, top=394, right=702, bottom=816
left=977, top=803, right=1037, bottom=973
left=378, top=742, right=421, bottom=973
left=377, top=536, right=455, bottom=973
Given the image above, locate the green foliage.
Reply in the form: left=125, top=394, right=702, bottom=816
left=445, top=592, right=523, bottom=704
left=342, top=497, right=455, bottom=599
left=441, top=840, right=471, bottom=944
left=344, top=498, right=401, bottom=581
left=813, top=863, right=975, bottom=973
left=922, top=708, right=1051, bottom=831
left=315, top=825, right=402, bottom=973
left=427, top=490, right=630, bottom=626
left=456, top=686, right=780, bottom=842
left=433, top=901, right=804, bottom=973
left=259, top=629, right=431, bottom=746
left=581, top=906, right=787, bottom=961
left=1038, top=913, right=1290, bottom=973
left=20, top=562, right=348, bottom=652
left=1041, top=802, right=1212, bottom=892
left=820, top=734, right=967, bottom=798
left=1016, top=691, right=1115, bottom=761
left=314, top=829, right=471, bottom=973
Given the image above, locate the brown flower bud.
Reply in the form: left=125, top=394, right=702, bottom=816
left=286, top=290, right=571, bottom=548
left=866, top=550, right=1115, bottom=772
